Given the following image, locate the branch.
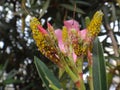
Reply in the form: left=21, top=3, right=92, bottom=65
left=104, top=24, right=120, bottom=65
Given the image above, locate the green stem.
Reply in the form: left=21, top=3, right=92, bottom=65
left=65, top=65, right=78, bottom=82
left=88, top=65, right=94, bottom=90
left=87, top=50, right=94, bottom=90
left=76, top=75, right=85, bottom=90
left=76, top=57, right=86, bottom=90
left=49, top=84, right=60, bottom=90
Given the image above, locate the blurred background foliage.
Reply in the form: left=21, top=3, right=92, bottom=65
left=0, top=0, right=120, bottom=90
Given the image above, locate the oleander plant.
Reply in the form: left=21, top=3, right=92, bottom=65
left=30, top=11, right=106, bottom=90
left=0, top=0, right=120, bottom=90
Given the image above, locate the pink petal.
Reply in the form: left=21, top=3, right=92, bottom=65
left=55, top=29, right=65, bottom=52
left=87, top=50, right=92, bottom=65
left=47, top=22, right=53, bottom=29
left=55, top=29, right=77, bottom=63
left=64, top=20, right=80, bottom=31
left=47, top=22, right=51, bottom=28
left=37, top=25, right=47, bottom=34
left=79, top=29, right=87, bottom=40
left=72, top=52, right=77, bottom=62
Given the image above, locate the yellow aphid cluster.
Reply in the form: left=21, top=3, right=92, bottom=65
left=73, top=11, right=103, bottom=56
left=87, top=11, right=104, bottom=37
left=30, top=17, right=45, bottom=52
left=30, top=17, right=40, bottom=30
left=73, top=40, right=87, bottom=56
left=30, top=17, right=61, bottom=67
left=62, top=26, right=68, bottom=42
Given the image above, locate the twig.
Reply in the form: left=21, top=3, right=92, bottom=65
left=104, top=24, right=120, bottom=65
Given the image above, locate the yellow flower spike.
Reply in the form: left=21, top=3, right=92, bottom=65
left=87, top=10, right=104, bottom=38
left=30, top=17, right=48, bottom=55
left=30, top=17, right=62, bottom=67
left=71, top=30, right=87, bottom=56
left=47, top=23, right=58, bottom=44
left=62, top=26, right=68, bottom=42
left=30, top=17, right=41, bottom=30
left=73, top=41, right=87, bottom=56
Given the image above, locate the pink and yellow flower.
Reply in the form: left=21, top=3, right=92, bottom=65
left=30, top=10, right=103, bottom=65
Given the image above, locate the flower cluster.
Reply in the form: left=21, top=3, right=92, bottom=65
left=30, top=10, right=103, bottom=89
left=30, top=10, right=103, bottom=63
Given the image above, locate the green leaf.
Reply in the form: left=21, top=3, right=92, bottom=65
left=21, top=82, right=35, bottom=90
left=0, top=60, right=9, bottom=78
left=58, top=68, right=65, bottom=79
left=92, top=38, right=107, bottom=90
left=107, top=72, right=113, bottom=88
left=70, top=1, right=91, bottom=6
left=39, top=0, right=50, bottom=19
left=6, top=69, right=17, bottom=79
left=29, top=0, right=37, bottom=6
left=34, top=56, right=61, bottom=90
left=111, top=4, right=117, bottom=21
left=60, top=4, right=85, bottom=14
left=3, top=79, right=21, bottom=85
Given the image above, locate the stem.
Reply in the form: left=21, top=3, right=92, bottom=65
left=88, top=65, right=94, bottom=90
left=76, top=57, right=86, bottom=90
left=104, top=24, right=120, bottom=65
left=87, top=50, right=94, bottom=90
left=76, top=73, right=85, bottom=90
left=65, top=60, right=85, bottom=90
left=49, top=84, right=60, bottom=90
left=106, top=25, right=119, bottom=57
left=65, top=65, right=78, bottom=83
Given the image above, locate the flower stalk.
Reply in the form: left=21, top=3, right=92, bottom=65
left=76, top=57, right=86, bottom=90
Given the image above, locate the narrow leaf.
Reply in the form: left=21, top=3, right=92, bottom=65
left=92, top=38, right=107, bottom=90
left=39, top=0, right=50, bottom=19
left=34, top=56, right=61, bottom=90
left=70, top=1, right=91, bottom=6
left=0, top=60, right=9, bottom=78
left=6, top=69, right=17, bottom=79
left=3, top=79, right=21, bottom=85
left=60, top=4, right=85, bottom=14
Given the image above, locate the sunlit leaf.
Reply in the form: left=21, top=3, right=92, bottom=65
left=92, top=38, right=107, bottom=90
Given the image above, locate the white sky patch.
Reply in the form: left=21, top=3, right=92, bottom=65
left=6, top=10, right=14, bottom=22
left=6, top=47, right=11, bottom=54
left=98, top=35, right=107, bottom=42
left=107, top=37, right=112, bottom=43
left=109, top=59, right=117, bottom=66
left=47, top=17, right=52, bottom=22
left=41, top=18, right=45, bottom=25
left=104, top=2, right=108, bottom=5
left=104, top=53, right=108, bottom=57
left=114, top=26, right=118, bottom=32
left=116, top=35, right=120, bottom=45
left=105, top=47, right=113, bottom=52
left=83, top=72, right=89, bottom=83
left=25, top=15, right=31, bottom=26
left=0, top=41, right=4, bottom=48
left=0, top=6, right=3, bottom=11
left=109, top=50, right=114, bottom=55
